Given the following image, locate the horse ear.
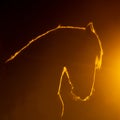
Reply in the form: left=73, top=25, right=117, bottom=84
left=86, top=22, right=96, bottom=33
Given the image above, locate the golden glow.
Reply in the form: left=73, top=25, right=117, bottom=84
left=105, top=50, right=120, bottom=104
left=5, top=22, right=103, bottom=117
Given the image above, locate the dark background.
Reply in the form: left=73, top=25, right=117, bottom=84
left=0, top=0, right=120, bottom=120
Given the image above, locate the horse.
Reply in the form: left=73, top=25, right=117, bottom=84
left=1, top=23, right=103, bottom=120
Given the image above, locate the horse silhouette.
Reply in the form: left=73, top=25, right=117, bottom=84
left=1, top=23, right=103, bottom=120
